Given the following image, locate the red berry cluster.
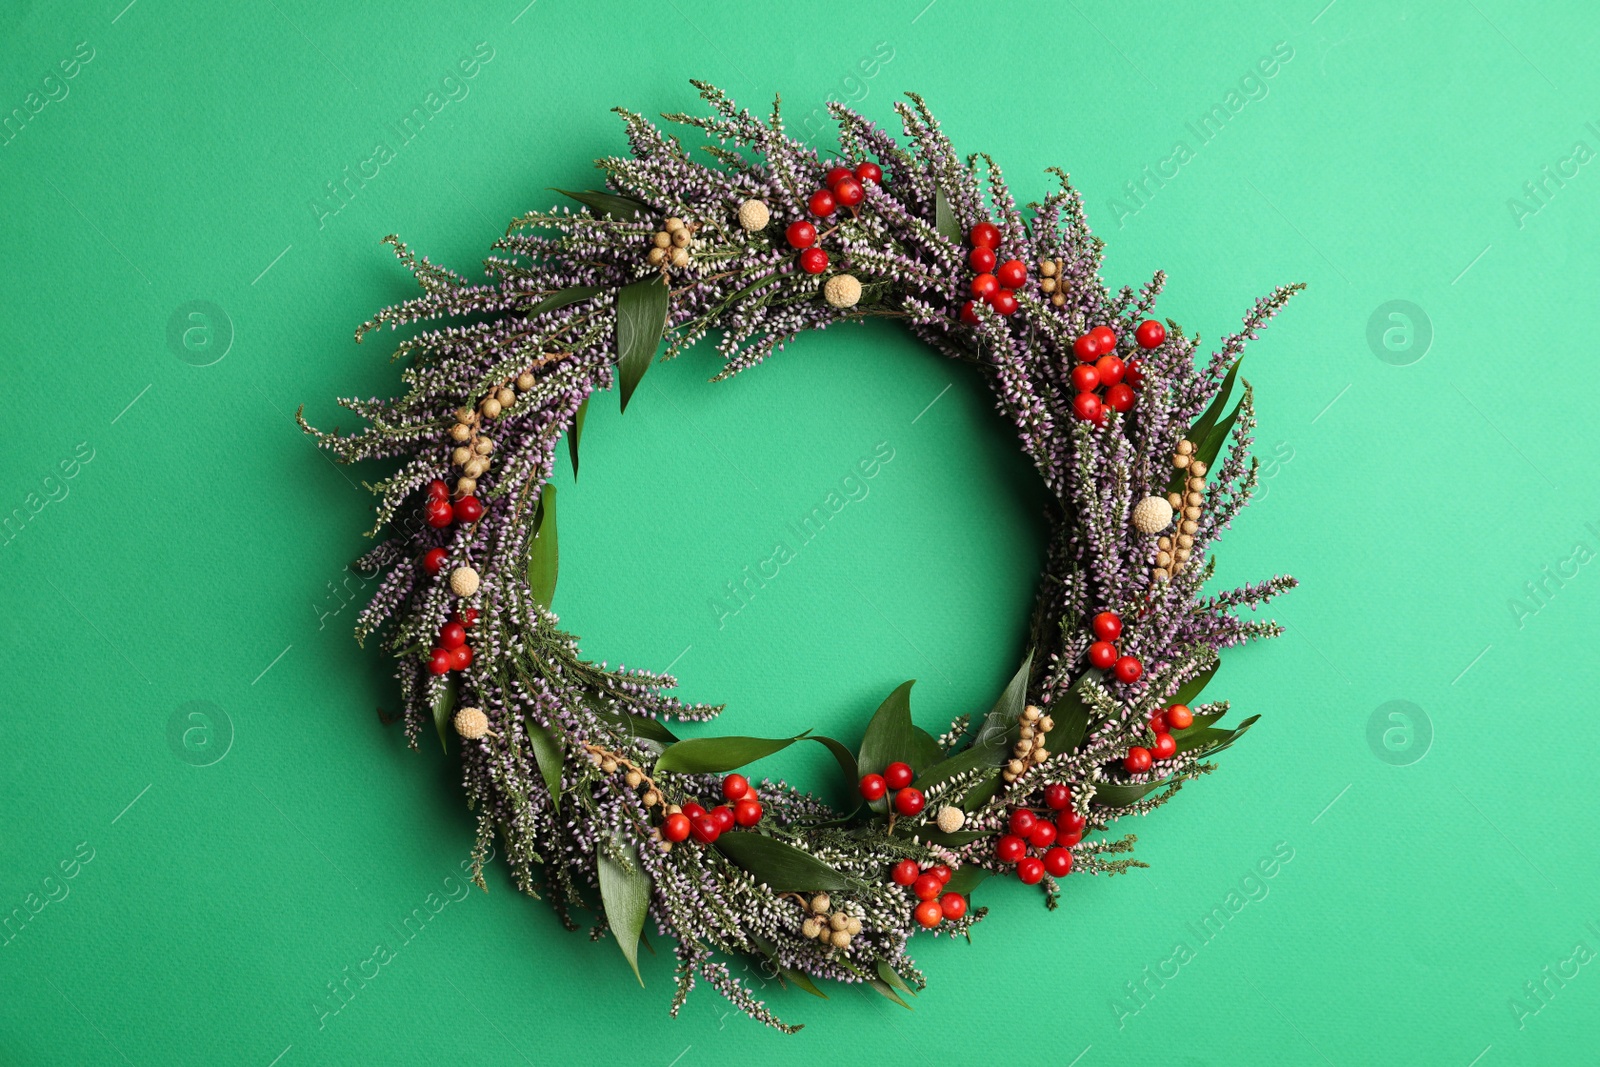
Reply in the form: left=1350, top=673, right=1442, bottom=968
left=858, top=761, right=925, bottom=816
left=959, top=222, right=1027, bottom=322
left=1124, top=702, right=1194, bottom=773
left=426, top=606, right=479, bottom=675
left=994, top=786, right=1084, bottom=884
left=423, top=478, right=482, bottom=529
left=660, top=773, right=765, bottom=844
left=786, top=161, right=882, bottom=275
left=1085, top=610, right=1143, bottom=683
left=889, top=859, right=968, bottom=928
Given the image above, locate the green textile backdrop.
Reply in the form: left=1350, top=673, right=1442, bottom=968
left=3, top=0, right=1598, bottom=1063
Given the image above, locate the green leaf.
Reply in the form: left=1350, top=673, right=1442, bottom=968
left=527, top=484, right=559, bottom=610
left=1182, top=714, right=1261, bottom=758
left=654, top=733, right=806, bottom=775
left=943, top=864, right=991, bottom=897
left=714, top=832, right=855, bottom=892
left=568, top=396, right=589, bottom=480
left=551, top=187, right=650, bottom=220
left=526, top=285, right=604, bottom=318
left=525, top=717, right=564, bottom=805
left=782, top=966, right=829, bottom=999
left=1092, top=778, right=1175, bottom=807
left=857, top=684, right=921, bottom=783
left=1170, top=661, right=1219, bottom=707
left=876, top=960, right=916, bottom=998
left=1173, top=359, right=1241, bottom=491
left=591, top=707, right=680, bottom=756
left=933, top=190, right=961, bottom=243
left=962, top=769, right=1003, bottom=809
left=867, top=977, right=913, bottom=1010
left=919, top=828, right=988, bottom=847
left=431, top=675, right=458, bottom=753
left=615, top=276, right=670, bottom=413
left=1196, top=399, right=1241, bottom=471
left=596, top=842, right=651, bottom=986
left=1047, top=668, right=1101, bottom=754
left=971, top=651, right=1034, bottom=752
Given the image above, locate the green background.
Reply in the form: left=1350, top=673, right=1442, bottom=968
left=3, top=0, right=1597, bottom=1063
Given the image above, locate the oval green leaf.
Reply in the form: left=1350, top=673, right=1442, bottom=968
left=551, top=188, right=650, bottom=220
left=525, top=716, right=564, bottom=805
left=596, top=841, right=652, bottom=986
left=568, top=396, right=589, bottom=479
left=653, top=733, right=806, bottom=775
left=526, top=284, right=603, bottom=317
left=615, top=276, right=670, bottom=413
left=714, top=832, right=854, bottom=892
left=431, top=675, right=458, bottom=753
left=527, top=484, right=559, bottom=610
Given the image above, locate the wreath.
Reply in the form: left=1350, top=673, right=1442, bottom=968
left=301, top=82, right=1300, bottom=1032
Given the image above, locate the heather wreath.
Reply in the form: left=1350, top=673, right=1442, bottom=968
left=301, top=82, right=1299, bottom=1031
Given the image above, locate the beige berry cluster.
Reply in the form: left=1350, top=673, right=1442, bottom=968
left=646, top=216, right=693, bottom=270
left=1155, top=441, right=1206, bottom=580
left=448, top=376, right=531, bottom=497
left=798, top=893, right=862, bottom=950
left=736, top=198, right=770, bottom=232
left=1038, top=258, right=1068, bottom=308
left=823, top=273, right=862, bottom=309
left=583, top=742, right=673, bottom=844
left=1003, top=704, right=1054, bottom=783
left=453, top=706, right=493, bottom=740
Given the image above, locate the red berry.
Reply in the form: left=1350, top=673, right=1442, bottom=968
left=681, top=802, right=706, bottom=821
left=1088, top=640, right=1118, bottom=670
left=990, top=289, right=1018, bottom=316
left=940, top=892, right=968, bottom=920
left=1059, top=809, right=1086, bottom=834
left=808, top=189, right=837, bottom=216
left=1136, top=319, right=1166, bottom=348
left=1044, top=783, right=1072, bottom=810
left=1105, top=383, right=1136, bottom=413
left=1073, top=333, right=1102, bottom=361
left=855, top=161, right=882, bottom=184
left=883, top=762, right=914, bottom=790
left=995, top=835, right=1027, bottom=864
left=996, top=259, right=1026, bottom=289
left=1166, top=704, right=1194, bottom=730
left=969, top=246, right=997, bottom=272
left=785, top=220, right=816, bottom=249
left=450, top=644, right=472, bottom=671
left=427, top=479, right=449, bottom=501
left=439, top=621, right=466, bottom=650
left=1149, top=711, right=1169, bottom=734
left=798, top=247, right=829, bottom=274
left=734, top=798, right=763, bottom=826
left=425, top=500, right=454, bottom=528
left=453, top=496, right=484, bottom=523
left=459, top=607, right=478, bottom=628
left=970, top=273, right=999, bottom=301
left=662, top=813, right=692, bottom=842
left=833, top=177, right=865, bottom=207
left=1028, top=821, right=1057, bottom=849
left=711, top=805, right=735, bottom=833
left=1017, top=857, right=1045, bottom=885
left=690, top=815, right=720, bottom=843
left=960, top=300, right=981, bottom=325
left=969, top=222, right=1001, bottom=248
left=1008, top=809, right=1037, bottom=836
left=1058, top=826, right=1084, bottom=847
left=1092, top=611, right=1122, bottom=642
left=824, top=165, right=854, bottom=187
left=893, top=787, right=925, bottom=817
left=1114, top=655, right=1143, bottom=683
left=1151, top=732, right=1177, bottom=760
left=1125, top=359, right=1145, bottom=388
left=1089, top=325, right=1117, bottom=351
left=930, top=864, right=952, bottom=885
left=427, top=648, right=451, bottom=675
left=1094, top=355, right=1125, bottom=387
left=859, top=773, right=887, bottom=801
left=891, top=858, right=920, bottom=886
left=914, top=899, right=944, bottom=928
left=1043, top=847, right=1073, bottom=877
left=1071, top=366, right=1099, bottom=392
left=913, top=872, right=943, bottom=901
left=722, top=774, right=750, bottom=801
left=1124, top=746, right=1152, bottom=773
left=1072, top=391, right=1102, bottom=423
left=423, top=548, right=448, bottom=574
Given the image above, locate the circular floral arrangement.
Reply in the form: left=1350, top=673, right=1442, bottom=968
left=302, top=83, right=1300, bottom=1031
